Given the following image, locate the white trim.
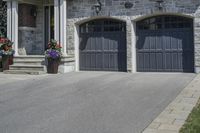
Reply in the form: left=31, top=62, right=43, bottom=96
left=60, top=0, right=67, bottom=55
left=7, top=1, right=12, bottom=40
left=54, top=0, right=60, bottom=41
left=11, top=0, right=18, bottom=56
left=131, top=21, right=137, bottom=73
left=74, top=24, right=79, bottom=71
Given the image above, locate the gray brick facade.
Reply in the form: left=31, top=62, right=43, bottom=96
left=66, top=0, right=200, bottom=72
left=16, top=0, right=200, bottom=72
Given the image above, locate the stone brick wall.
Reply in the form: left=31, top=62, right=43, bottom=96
left=194, top=6, right=200, bottom=72
left=66, top=0, right=200, bottom=72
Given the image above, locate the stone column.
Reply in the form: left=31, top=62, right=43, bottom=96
left=54, top=0, right=60, bottom=42
left=54, top=0, right=67, bottom=55
left=194, top=17, right=200, bottom=73
left=7, top=0, right=19, bottom=56
left=60, top=0, right=67, bottom=56
left=7, top=1, right=12, bottom=40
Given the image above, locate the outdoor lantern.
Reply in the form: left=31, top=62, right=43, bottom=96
left=124, top=2, right=134, bottom=9
left=149, top=0, right=164, bottom=11
left=93, top=0, right=102, bottom=15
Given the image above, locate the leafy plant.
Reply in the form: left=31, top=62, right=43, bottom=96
left=0, top=37, right=15, bottom=55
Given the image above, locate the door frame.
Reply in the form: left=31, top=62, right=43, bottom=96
left=44, top=4, right=54, bottom=50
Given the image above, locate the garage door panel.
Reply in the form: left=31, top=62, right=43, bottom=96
left=137, top=15, right=194, bottom=72
left=96, top=53, right=103, bottom=70
left=144, top=53, right=150, bottom=70
left=150, top=36, right=156, bottom=50
left=183, top=52, right=194, bottom=71
left=90, top=53, right=96, bottom=68
left=184, top=31, right=193, bottom=50
left=156, top=52, right=163, bottom=71
left=171, top=53, right=179, bottom=70
left=85, top=54, right=91, bottom=69
left=156, top=35, right=163, bottom=50
left=137, top=53, right=144, bottom=71
left=150, top=53, right=157, bottom=70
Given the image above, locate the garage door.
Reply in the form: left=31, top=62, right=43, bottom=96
left=79, top=19, right=127, bottom=71
left=136, top=15, right=194, bottom=72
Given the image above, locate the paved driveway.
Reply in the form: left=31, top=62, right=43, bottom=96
left=0, top=72, right=195, bottom=133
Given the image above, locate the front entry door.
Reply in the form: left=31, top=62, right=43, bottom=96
left=44, top=6, right=54, bottom=49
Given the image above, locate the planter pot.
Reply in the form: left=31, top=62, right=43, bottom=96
left=47, top=58, right=60, bottom=74
left=9, top=55, right=13, bottom=65
left=2, top=55, right=11, bottom=70
left=0, top=57, right=2, bottom=72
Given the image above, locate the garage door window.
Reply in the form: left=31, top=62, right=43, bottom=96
left=138, top=16, right=192, bottom=30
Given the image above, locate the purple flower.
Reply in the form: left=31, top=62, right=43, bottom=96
left=45, top=49, right=61, bottom=59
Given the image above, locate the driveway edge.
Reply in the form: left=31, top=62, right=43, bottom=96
left=142, top=74, right=200, bottom=133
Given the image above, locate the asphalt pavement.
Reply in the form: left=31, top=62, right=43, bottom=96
left=0, top=72, right=195, bottom=133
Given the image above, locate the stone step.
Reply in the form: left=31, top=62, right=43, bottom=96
left=13, top=60, right=45, bottom=66
left=3, top=70, right=45, bottom=75
left=9, top=65, right=45, bottom=71
left=61, top=57, right=75, bottom=62
left=14, top=56, right=44, bottom=62
left=14, top=55, right=74, bottom=62
left=3, top=55, right=75, bottom=74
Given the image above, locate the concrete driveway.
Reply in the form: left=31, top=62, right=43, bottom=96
left=0, top=72, right=195, bottom=133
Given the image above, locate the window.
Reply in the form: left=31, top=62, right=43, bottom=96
left=137, top=15, right=192, bottom=30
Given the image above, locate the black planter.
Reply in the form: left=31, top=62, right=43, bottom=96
left=0, top=58, right=2, bottom=72
left=9, top=55, right=14, bottom=65
left=47, top=58, right=60, bottom=74
left=2, top=55, right=11, bottom=70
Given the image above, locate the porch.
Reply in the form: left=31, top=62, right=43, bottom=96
left=2, top=0, right=75, bottom=74
left=5, top=0, right=67, bottom=55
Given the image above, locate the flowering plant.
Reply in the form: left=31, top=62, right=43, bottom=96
left=0, top=37, right=15, bottom=55
left=45, top=39, right=62, bottom=59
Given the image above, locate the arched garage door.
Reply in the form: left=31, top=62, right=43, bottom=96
left=136, top=15, right=194, bottom=72
left=79, top=19, right=127, bottom=71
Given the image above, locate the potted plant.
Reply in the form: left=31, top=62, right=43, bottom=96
left=0, top=37, right=15, bottom=71
left=45, top=39, right=62, bottom=74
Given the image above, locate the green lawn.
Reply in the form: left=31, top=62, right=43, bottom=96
left=180, top=99, right=200, bottom=133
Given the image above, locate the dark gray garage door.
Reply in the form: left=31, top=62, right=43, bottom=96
left=79, top=19, right=127, bottom=71
left=136, top=15, right=194, bottom=72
